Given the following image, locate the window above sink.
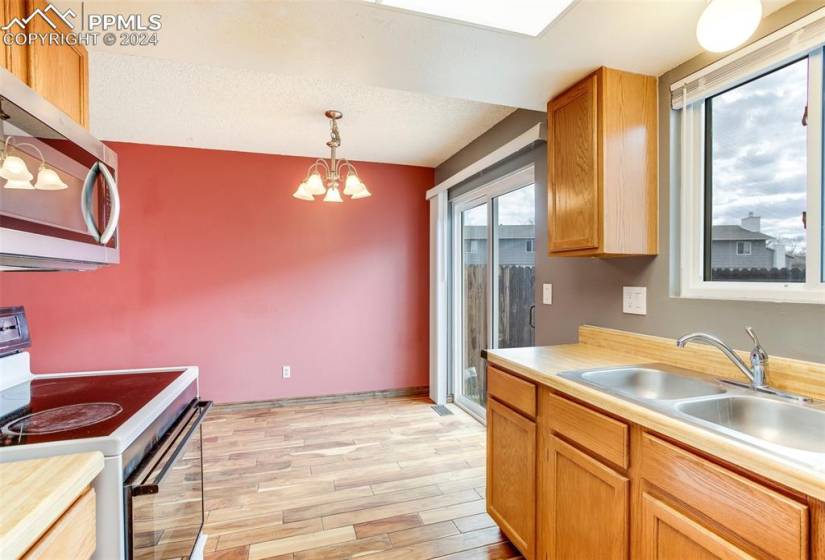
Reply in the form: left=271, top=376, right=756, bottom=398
left=674, top=16, right=825, bottom=304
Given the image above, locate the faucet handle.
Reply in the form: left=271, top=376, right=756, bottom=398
left=746, top=326, right=768, bottom=358
left=745, top=326, right=760, bottom=346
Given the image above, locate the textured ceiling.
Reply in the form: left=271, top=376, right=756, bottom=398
left=67, top=0, right=796, bottom=167
left=88, top=52, right=514, bottom=167
left=71, top=0, right=795, bottom=109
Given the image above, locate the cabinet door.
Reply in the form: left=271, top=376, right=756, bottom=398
left=543, top=435, right=628, bottom=560
left=0, top=0, right=29, bottom=82
left=487, top=398, right=536, bottom=559
left=547, top=72, right=600, bottom=253
left=640, top=493, right=757, bottom=560
left=26, top=0, right=88, bottom=127
left=23, top=487, right=96, bottom=560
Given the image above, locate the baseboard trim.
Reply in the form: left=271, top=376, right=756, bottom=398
left=214, top=386, right=430, bottom=411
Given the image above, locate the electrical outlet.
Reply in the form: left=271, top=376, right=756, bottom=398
left=623, top=287, right=647, bottom=315
left=282, top=365, right=291, bottom=379
left=543, top=283, right=553, bottom=305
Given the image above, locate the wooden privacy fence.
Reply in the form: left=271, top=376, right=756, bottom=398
left=711, top=267, right=805, bottom=282
left=496, top=265, right=535, bottom=348
left=462, top=264, right=535, bottom=404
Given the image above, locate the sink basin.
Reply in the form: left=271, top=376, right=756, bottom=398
left=678, top=396, right=825, bottom=453
left=580, top=368, right=726, bottom=400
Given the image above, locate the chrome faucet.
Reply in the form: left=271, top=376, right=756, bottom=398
left=676, top=328, right=809, bottom=401
left=676, top=327, right=768, bottom=389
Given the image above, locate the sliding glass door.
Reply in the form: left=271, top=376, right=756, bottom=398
left=459, top=203, right=489, bottom=412
left=452, top=168, right=535, bottom=419
left=494, top=184, right=536, bottom=350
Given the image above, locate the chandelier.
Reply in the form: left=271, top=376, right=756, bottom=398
left=292, top=110, right=371, bottom=202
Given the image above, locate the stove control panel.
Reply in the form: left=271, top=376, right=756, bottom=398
left=0, top=307, right=30, bottom=356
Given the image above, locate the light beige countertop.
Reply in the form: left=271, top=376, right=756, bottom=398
left=0, top=451, right=103, bottom=559
left=486, top=340, right=825, bottom=502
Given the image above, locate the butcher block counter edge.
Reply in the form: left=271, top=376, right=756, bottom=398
left=0, top=451, right=103, bottom=559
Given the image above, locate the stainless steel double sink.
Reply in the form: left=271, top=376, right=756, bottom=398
left=561, top=365, right=825, bottom=467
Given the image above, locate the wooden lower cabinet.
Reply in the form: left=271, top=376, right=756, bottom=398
left=487, top=397, right=536, bottom=559
left=542, top=435, right=629, bottom=560
left=484, top=383, right=817, bottom=560
left=23, top=486, right=96, bottom=559
left=640, top=493, right=756, bottom=560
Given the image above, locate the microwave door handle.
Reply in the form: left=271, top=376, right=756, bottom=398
left=131, top=401, right=212, bottom=496
left=80, top=162, right=102, bottom=243
left=97, top=163, right=120, bottom=244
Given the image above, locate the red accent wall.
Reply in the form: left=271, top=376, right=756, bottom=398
left=0, top=142, right=433, bottom=403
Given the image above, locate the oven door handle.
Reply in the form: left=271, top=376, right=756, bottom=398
left=131, top=400, right=212, bottom=496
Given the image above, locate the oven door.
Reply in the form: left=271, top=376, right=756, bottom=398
left=125, top=400, right=212, bottom=560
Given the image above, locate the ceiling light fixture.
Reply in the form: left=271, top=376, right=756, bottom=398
left=697, top=0, right=763, bottom=53
left=293, top=110, right=371, bottom=203
left=0, top=137, right=68, bottom=190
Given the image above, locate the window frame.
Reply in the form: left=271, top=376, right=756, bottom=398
left=678, top=47, right=825, bottom=304
left=526, top=239, right=535, bottom=253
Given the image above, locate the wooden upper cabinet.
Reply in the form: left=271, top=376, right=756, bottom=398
left=547, top=67, right=658, bottom=256
left=640, top=493, right=757, bottom=560
left=0, top=0, right=29, bottom=82
left=487, top=397, right=536, bottom=559
left=543, top=435, right=629, bottom=560
left=26, top=0, right=88, bottom=127
left=0, top=0, right=89, bottom=128
left=547, top=73, right=599, bottom=252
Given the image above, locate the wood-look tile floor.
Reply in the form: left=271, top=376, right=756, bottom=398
left=201, top=396, right=521, bottom=560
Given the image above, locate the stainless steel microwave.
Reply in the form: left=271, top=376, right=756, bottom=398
left=0, top=68, right=119, bottom=271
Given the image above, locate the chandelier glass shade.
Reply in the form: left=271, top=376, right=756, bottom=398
left=293, top=110, right=372, bottom=202
left=0, top=137, right=68, bottom=191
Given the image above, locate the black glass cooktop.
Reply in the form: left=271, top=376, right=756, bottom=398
left=0, top=371, right=184, bottom=446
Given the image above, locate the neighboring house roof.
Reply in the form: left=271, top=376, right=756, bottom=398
left=711, top=225, right=773, bottom=241
left=462, top=224, right=535, bottom=240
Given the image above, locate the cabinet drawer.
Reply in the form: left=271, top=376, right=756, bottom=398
left=543, top=391, right=629, bottom=469
left=24, top=487, right=96, bottom=560
left=488, top=366, right=536, bottom=418
left=640, top=433, right=807, bottom=560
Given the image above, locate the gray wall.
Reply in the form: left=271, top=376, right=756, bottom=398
left=437, top=110, right=546, bottom=186
left=437, top=1, right=825, bottom=363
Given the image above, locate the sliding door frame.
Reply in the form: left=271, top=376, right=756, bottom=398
left=450, top=165, right=536, bottom=423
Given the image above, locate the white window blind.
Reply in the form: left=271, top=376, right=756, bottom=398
left=671, top=7, right=825, bottom=109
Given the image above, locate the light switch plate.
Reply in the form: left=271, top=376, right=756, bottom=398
left=543, top=284, right=553, bottom=305
left=282, top=365, right=291, bottom=379
left=623, top=287, right=647, bottom=315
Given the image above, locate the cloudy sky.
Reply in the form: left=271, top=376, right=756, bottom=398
left=711, top=58, right=808, bottom=254
left=462, top=183, right=535, bottom=226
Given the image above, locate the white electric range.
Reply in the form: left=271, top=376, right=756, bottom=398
left=0, top=307, right=211, bottom=560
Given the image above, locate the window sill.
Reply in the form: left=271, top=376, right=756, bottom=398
left=678, top=283, right=825, bottom=305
